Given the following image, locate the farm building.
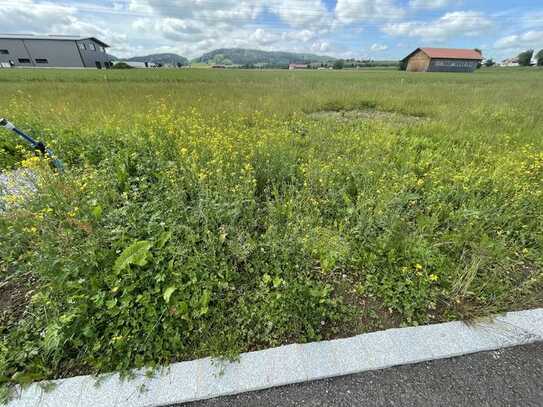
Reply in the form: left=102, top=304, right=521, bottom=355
left=0, top=34, right=112, bottom=69
left=402, top=48, right=483, bottom=72
left=289, top=64, right=308, bottom=70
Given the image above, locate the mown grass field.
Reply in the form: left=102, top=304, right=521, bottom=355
left=1, top=68, right=542, bottom=399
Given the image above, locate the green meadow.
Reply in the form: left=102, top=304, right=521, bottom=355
left=1, top=68, right=542, bottom=399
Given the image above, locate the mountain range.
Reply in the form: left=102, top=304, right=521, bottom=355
left=120, top=48, right=336, bottom=67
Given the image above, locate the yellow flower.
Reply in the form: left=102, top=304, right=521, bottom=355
left=21, top=156, right=41, bottom=169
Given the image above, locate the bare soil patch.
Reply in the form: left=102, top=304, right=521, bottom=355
left=0, top=274, right=36, bottom=328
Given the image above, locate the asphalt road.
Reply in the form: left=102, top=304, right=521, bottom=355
left=179, top=342, right=543, bottom=407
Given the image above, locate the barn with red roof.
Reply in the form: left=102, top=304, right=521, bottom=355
left=402, top=48, right=483, bottom=73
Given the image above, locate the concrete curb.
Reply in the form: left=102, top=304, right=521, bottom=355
left=7, top=308, right=543, bottom=407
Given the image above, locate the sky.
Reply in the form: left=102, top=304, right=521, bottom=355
left=0, top=0, right=542, bottom=61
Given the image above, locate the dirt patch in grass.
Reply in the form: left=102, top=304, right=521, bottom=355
left=0, top=274, right=36, bottom=328
left=308, top=108, right=427, bottom=126
left=318, top=271, right=404, bottom=340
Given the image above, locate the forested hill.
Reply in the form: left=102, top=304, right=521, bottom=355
left=193, top=48, right=335, bottom=66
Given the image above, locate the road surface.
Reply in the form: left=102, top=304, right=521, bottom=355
left=179, top=342, right=543, bottom=407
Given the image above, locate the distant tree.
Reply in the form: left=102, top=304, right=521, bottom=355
left=518, top=49, right=534, bottom=66
left=111, top=62, right=133, bottom=69
left=536, top=50, right=543, bottom=66
left=333, top=59, right=345, bottom=70
left=484, top=59, right=495, bottom=67
left=474, top=48, right=483, bottom=68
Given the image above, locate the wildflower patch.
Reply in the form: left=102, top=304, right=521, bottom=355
left=0, top=68, right=542, bottom=402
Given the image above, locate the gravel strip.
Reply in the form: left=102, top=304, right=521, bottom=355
left=0, top=169, right=36, bottom=212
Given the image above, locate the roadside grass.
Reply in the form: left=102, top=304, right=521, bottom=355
left=0, top=68, right=542, bottom=401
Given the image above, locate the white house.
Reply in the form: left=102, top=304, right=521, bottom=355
left=114, top=60, right=159, bottom=68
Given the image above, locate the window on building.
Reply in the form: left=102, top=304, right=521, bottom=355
left=88, top=43, right=96, bottom=51
left=100, top=46, right=105, bottom=53
left=78, top=43, right=86, bottom=50
left=35, top=59, right=48, bottom=64
left=18, top=58, right=31, bottom=64
left=0, top=49, right=9, bottom=55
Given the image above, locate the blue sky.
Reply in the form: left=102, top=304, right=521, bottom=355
left=1, top=0, right=542, bottom=60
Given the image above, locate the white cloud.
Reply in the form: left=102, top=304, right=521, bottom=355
left=312, top=40, right=331, bottom=52
left=267, top=0, right=331, bottom=28
left=0, top=1, right=81, bottom=34
left=0, top=0, right=340, bottom=58
left=409, top=0, right=459, bottom=10
left=141, top=0, right=331, bottom=28
left=383, top=11, right=493, bottom=41
left=127, top=0, right=153, bottom=14
left=284, top=29, right=318, bottom=43
left=494, top=31, right=543, bottom=50
left=0, top=0, right=127, bottom=44
left=370, top=43, right=388, bottom=51
left=1, top=0, right=509, bottom=61
left=518, top=11, right=543, bottom=30
left=143, top=0, right=263, bottom=22
left=118, top=0, right=340, bottom=57
left=335, top=0, right=405, bottom=24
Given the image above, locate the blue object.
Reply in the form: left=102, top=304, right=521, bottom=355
left=0, top=117, right=64, bottom=171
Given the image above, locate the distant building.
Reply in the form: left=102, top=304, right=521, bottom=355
left=500, top=58, right=520, bottom=67
left=402, top=48, right=483, bottom=73
left=289, top=64, right=308, bottom=70
left=0, top=34, right=112, bottom=69
left=114, top=61, right=160, bottom=68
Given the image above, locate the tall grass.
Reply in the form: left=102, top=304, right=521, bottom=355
left=0, top=68, right=542, bottom=399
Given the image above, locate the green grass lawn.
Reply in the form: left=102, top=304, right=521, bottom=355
left=1, top=68, right=542, bottom=400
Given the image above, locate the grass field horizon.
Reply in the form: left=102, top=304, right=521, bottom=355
left=1, top=68, right=542, bottom=400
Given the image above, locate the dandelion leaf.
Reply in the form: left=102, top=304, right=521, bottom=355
left=114, top=240, right=152, bottom=273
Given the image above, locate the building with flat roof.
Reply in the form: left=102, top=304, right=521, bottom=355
left=289, top=63, right=309, bottom=70
left=0, top=34, right=112, bottom=69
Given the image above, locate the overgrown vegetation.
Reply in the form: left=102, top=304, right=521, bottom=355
left=1, top=68, right=542, bottom=401
left=484, top=59, right=496, bottom=67
left=536, top=49, right=543, bottom=67
left=111, top=62, right=134, bottom=70
left=518, top=49, right=534, bottom=66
